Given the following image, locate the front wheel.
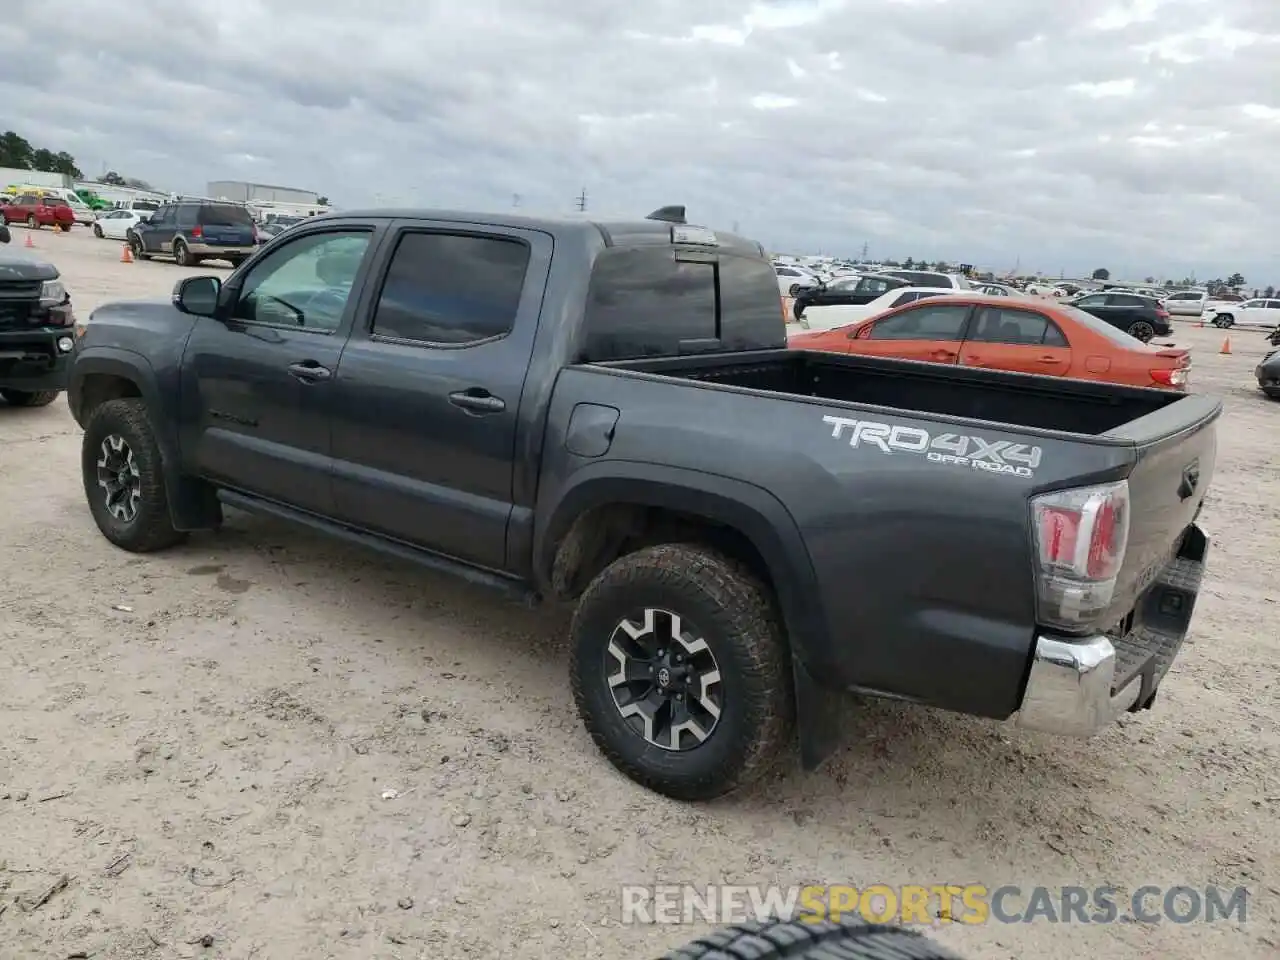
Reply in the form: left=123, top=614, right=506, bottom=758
left=81, top=398, right=186, bottom=553
left=227, top=255, right=246, bottom=268
left=1214, top=314, right=1234, bottom=328
left=58, top=223, right=71, bottom=232
left=128, top=233, right=151, bottom=260
left=26, top=215, right=37, bottom=229
left=92, top=223, right=103, bottom=238
left=1, top=388, right=59, bottom=407
left=570, top=544, right=793, bottom=801
left=1127, top=320, right=1155, bottom=342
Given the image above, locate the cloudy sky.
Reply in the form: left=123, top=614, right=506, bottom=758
left=4, top=0, right=1279, bottom=281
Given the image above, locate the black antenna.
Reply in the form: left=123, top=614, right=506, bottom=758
left=645, top=204, right=686, bottom=223
left=575, top=187, right=587, bottom=212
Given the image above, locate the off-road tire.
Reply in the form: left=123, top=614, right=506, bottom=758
left=1, top=389, right=59, bottom=407
left=660, top=919, right=964, bottom=960
left=92, top=223, right=103, bottom=238
left=570, top=543, right=793, bottom=801
left=82, top=398, right=186, bottom=553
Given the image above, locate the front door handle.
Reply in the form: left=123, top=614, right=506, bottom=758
left=1036, top=356, right=1063, bottom=363
left=449, top=389, right=506, bottom=413
left=288, top=361, right=331, bottom=383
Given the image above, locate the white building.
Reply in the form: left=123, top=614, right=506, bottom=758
left=207, top=180, right=321, bottom=205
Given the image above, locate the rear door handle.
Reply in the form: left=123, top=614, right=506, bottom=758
left=449, top=389, right=506, bottom=413
left=931, top=350, right=957, bottom=361
left=287, top=361, right=331, bottom=382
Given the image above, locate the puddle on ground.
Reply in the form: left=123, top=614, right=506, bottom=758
left=214, top=573, right=251, bottom=594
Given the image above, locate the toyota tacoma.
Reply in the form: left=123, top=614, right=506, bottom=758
left=0, top=223, right=76, bottom=407
left=66, top=206, right=1219, bottom=800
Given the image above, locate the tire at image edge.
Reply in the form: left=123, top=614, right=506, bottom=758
left=0, top=388, right=60, bottom=407
left=659, top=919, right=964, bottom=960
left=81, top=398, right=186, bottom=553
left=569, top=543, right=794, bottom=801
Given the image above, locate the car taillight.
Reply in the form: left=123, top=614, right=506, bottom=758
left=1149, top=367, right=1188, bottom=387
left=1030, top=480, right=1130, bottom=632
left=1155, top=306, right=1169, bottom=318
left=190, top=225, right=203, bottom=238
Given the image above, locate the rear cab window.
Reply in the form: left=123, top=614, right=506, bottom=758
left=584, top=246, right=782, bottom=360
left=198, top=204, right=253, bottom=227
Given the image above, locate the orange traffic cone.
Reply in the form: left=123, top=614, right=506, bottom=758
left=23, top=232, right=34, bottom=248
left=120, top=243, right=133, bottom=263
left=1220, top=336, right=1231, bottom=355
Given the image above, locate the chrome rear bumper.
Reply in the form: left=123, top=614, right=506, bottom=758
left=1016, top=635, right=1143, bottom=737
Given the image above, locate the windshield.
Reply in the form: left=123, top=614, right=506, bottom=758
left=1056, top=304, right=1148, bottom=347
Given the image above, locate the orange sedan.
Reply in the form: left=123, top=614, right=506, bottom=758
left=789, top=294, right=1191, bottom=389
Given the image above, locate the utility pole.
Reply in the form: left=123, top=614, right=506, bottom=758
left=574, top=187, right=587, bottom=212
left=861, top=241, right=868, bottom=260
left=512, top=193, right=520, bottom=208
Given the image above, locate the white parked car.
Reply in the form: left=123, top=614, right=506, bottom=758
left=1161, top=290, right=1207, bottom=316
left=1203, top=297, right=1280, bottom=330
left=774, top=264, right=820, bottom=297
left=880, top=269, right=970, bottom=290
left=92, top=209, right=149, bottom=241
left=789, top=286, right=960, bottom=335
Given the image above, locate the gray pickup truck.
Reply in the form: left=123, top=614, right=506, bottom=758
left=67, top=206, right=1218, bottom=800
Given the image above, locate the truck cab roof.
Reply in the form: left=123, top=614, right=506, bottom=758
left=311, top=207, right=768, bottom=256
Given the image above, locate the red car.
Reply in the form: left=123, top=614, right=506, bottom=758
left=2, top=192, right=75, bottom=231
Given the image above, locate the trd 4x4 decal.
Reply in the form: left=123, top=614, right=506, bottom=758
left=821, top=414, right=1042, bottom=479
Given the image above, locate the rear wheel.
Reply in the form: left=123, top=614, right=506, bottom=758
left=227, top=255, right=246, bottom=268
left=26, top=215, right=37, bottom=229
left=58, top=223, right=71, bottom=233
left=1, top=388, right=59, bottom=407
left=1127, top=320, right=1155, bottom=342
left=570, top=544, right=793, bottom=801
left=173, top=239, right=193, bottom=266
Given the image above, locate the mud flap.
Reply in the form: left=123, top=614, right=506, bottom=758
left=793, top=655, right=846, bottom=770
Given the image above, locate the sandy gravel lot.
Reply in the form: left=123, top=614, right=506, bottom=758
left=1, top=225, right=1277, bottom=960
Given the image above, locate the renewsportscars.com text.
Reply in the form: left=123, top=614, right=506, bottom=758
left=619, top=884, right=1249, bottom=926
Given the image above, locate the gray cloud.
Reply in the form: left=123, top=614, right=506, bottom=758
left=5, top=0, right=1279, bottom=281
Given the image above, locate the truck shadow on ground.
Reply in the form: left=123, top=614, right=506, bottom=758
left=160, top=508, right=1154, bottom=854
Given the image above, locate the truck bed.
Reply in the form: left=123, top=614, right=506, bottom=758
left=602, top=349, right=1186, bottom=437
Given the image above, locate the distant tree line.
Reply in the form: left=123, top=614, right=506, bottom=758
left=0, top=130, right=82, bottom=179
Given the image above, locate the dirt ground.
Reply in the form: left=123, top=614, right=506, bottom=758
left=1, top=225, right=1276, bottom=960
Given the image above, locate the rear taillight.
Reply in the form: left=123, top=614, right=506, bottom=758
left=1149, top=367, right=1188, bottom=387
left=1030, top=480, right=1130, bottom=631
left=190, top=225, right=203, bottom=238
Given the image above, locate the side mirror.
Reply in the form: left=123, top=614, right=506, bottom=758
left=0, top=224, right=9, bottom=244
left=173, top=276, right=221, bottom=317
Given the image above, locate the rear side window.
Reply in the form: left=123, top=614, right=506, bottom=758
left=888, top=271, right=949, bottom=287
left=1169, top=292, right=1201, bottom=301
left=177, top=205, right=198, bottom=227
left=584, top=249, right=783, bottom=360
left=867, top=303, right=970, bottom=340
left=198, top=204, right=252, bottom=226
left=890, top=292, right=919, bottom=308
left=371, top=231, right=530, bottom=345
left=970, top=307, right=1068, bottom=346
left=1108, top=294, right=1144, bottom=306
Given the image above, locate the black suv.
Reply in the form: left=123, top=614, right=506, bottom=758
left=127, top=201, right=256, bottom=267
left=1064, top=291, right=1173, bottom=342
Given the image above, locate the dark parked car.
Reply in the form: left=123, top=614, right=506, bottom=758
left=0, top=224, right=75, bottom=407
left=127, top=200, right=256, bottom=267
left=68, top=205, right=1218, bottom=800
left=1256, top=348, right=1280, bottom=399
left=792, top=272, right=909, bottom=320
left=1065, top=291, right=1172, bottom=342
